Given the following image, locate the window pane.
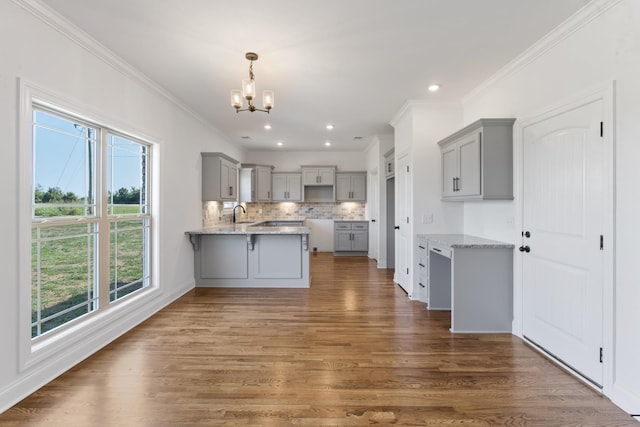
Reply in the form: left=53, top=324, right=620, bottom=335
left=33, top=110, right=97, bottom=218
left=32, top=223, right=98, bottom=338
left=109, top=219, right=149, bottom=302
left=107, top=134, right=148, bottom=215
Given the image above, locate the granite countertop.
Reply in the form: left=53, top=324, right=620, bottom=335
left=186, top=223, right=310, bottom=235
left=418, top=234, right=514, bottom=249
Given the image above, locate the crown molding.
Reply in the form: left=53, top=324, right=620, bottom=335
left=462, top=0, right=624, bottom=105
left=11, top=0, right=233, bottom=143
left=389, top=100, right=461, bottom=128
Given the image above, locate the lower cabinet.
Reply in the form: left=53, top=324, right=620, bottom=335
left=334, top=221, right=368, bottom=255
left=192, top=233, right=310, bottom=288
left=415, top=236, right=429, bottom=302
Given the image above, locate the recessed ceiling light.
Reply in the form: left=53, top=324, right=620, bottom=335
left=326, top=124, right=334, bottom=130
left=264, top=123, right=272, bottom=130
left=324, top=141, right=331, bottom=147
left=428, top=84, right=441, bottom=92
left=276, top=141, right=283, bottom=146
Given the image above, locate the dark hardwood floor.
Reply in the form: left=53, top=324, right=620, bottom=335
left=1, top=253, right=635, bottom=426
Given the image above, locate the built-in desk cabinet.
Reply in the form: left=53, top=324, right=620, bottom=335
left=415, top=236, right=429, bottom=302
left=438, top=118, right=515, bottom=201
left=202, top=152, right=239, bottom=202
left=418, top=234, right=514, bottom=333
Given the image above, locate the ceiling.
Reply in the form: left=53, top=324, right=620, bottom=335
left=42, top=0, right=590, bottom=151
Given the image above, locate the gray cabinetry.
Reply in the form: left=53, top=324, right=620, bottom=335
left=334, top=221, right=368, bottom=255
left=272, top=173, right=303, bottom=202
left=336, top=172, right=366, bottom=202
left=415, top=236, right=428, bottom=302
left=240, top=164, right=273, bottom=202
left=384, top=149, right=394, bottom=178
left=302, top=166, right=336, bottom=186
left=419, top=234, right=514, bottom=332
left=201, top=152, right=239, bottom=201
left=438, top=118, right=515, bottom=201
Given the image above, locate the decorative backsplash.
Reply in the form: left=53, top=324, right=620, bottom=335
left=202, top=201, right=365, bottom=228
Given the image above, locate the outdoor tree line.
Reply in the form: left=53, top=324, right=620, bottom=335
left=34, top=185, right=141, bottom=204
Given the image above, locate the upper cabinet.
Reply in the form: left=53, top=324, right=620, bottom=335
left=302, top=166, right=336, bottom=186
left=202, top=152, right=239, bottom=202
left=438, top=118, right=515, bottom=201
left=384, top=148, right=394, bottom=179
left=272, top=173, right=303, bottom=202
left=240, top=164, right=274, bottom=202
left=336, top=172, right=366, bottom=202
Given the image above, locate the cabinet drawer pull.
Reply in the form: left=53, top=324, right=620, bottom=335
left=418, top=263, right=425, bottom=268
left=432, top=248, right=442, bottom=253
left=418, top=245, right=425, bottom=249
left=418, top=283, right=425, bottom=288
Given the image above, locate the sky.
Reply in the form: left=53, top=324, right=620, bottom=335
left=34, top=110, right=145, bottom=200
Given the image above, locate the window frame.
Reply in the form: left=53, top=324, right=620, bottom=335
left=18, top=79, right=159, bottom=370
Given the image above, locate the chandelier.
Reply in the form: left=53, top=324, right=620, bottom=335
left=230, top=52, right=274, bottom=113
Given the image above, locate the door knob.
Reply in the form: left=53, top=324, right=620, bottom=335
left=519, top=246, right=530, bottom=253
left=394, top=226, right=400, bottom=230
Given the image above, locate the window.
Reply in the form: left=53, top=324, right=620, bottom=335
left=31, top=106, right=152, bottom=339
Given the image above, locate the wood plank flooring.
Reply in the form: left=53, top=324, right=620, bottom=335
left=1, top=253, right=636, bottom=426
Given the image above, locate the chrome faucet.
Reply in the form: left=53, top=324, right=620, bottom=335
left=232, top=204, right=246, bottom=223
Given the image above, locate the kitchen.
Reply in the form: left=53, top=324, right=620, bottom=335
left=1, top=0, right=639, bottom=422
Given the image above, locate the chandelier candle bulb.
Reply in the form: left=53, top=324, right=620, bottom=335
left=230, top=90, right=242, bottom=108
left=263, top=90, right=274, bottom=110
left=242, top=79, right=255, bottom=100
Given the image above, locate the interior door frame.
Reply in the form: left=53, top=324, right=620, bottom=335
left=513, top=81, right=615, bottom=394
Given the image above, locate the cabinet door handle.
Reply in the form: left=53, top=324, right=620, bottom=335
left=418, top=245, right=425, bottom=249
left=418, top=283, right=425, bottom=288
left=229, top=186, right=233, bottom=196
left=394, top=225, right=400, bottom=230
left=452, top=177, right=456, bottom=192
left=432, top=248, right=442, bottom=253
left=418, top=263, right=425, bottom=268
left=268, top=191, right=270, bottom=199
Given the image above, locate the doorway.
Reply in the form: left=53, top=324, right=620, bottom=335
left=386, top=177, right=395, bottom=269
left=520, top=90, right=612, bottom=388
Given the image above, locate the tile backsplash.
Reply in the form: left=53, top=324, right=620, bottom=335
left=203, top=201, right=365, bottom=228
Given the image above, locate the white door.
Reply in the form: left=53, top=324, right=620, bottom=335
left=367, top=172, right=378, bottom=260
left=522, top=99, right=604, bottom=386
left=395, top=154, right=411, bottom=294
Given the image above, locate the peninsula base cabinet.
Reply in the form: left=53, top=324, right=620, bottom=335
left=193, top=234, right=310, bottom=288
left=334, top=221, right=368, bottom=256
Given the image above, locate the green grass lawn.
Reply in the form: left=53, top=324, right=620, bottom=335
left=32, top=204, right=147, bottom=336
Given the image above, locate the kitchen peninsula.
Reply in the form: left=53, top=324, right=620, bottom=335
left=186, top=221, right=311, bottom=288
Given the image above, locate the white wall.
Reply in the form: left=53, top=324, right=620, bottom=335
left=389, top=102, right=464, bottom=297
left=461, top=0, right=640, bottom=413
left=243, top=150, right=366, bottom=171
left=0, top=1, right=241, bottom=411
